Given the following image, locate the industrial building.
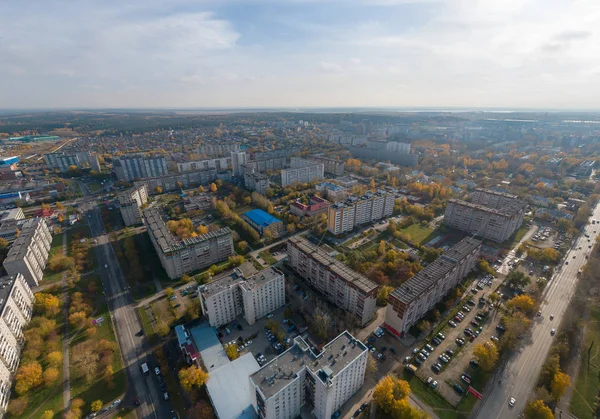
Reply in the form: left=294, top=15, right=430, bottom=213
left=199, top=266, right=285, bottom=327
left=384, top=238, right=481, bottom=337
left=243, top=209, right=283, bottom=237
left=118, top=185, right=148, bottom=226
left=0, top=273, right=35, bottom=417
left=0, top=157, right=21, bottom=181
left=143, top=207, right=234, bottom=279
left=2, top=218, right=52, bottom=287
left=249, top=331, right=368, bottom=419
left=113, top=154, right=168, bottom=181
left=327, top=191, right=394, bottom=235
left=281, top=158, right=324, bottom=187
left=287, top=236, right=378, bottom=326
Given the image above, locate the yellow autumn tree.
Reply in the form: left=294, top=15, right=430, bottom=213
left=550, top=371, right=571, bottom=402
left=507, top=294, right=535, bottom=313
left=373, top=375, right=426, bottom=418
left=473, top=342, right=499, bottom=371
left=178, top=366, right=209, bottom=392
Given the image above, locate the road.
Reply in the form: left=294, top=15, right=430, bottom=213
left=476, top=202, right=600, bottom=419
left=79, top=183, right=174, bottom=419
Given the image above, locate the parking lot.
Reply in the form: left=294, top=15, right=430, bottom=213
left=406, top=273, right=504, bottom=406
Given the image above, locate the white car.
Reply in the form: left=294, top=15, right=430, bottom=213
left=155, top=367, right=160, bottom=375
left=266, top=313, right=274, bottom=318
left=163, top=392, right=169, bottom=401
left=509, top=397, right=515, bottom=407
left=104, top=264, right=108, bottom=269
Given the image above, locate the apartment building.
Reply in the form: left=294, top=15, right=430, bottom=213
left=143, top=207, right=234, bottom=279
left=384, top=238, right=481, bottom=337
left=444, top=197, right=525, bottom=243
left=315, top=182, right=347, bottom=202
left=118, top=185, right=148, bottom=226
left=290, top=196, right=330, bottom=218
left=199, top=267, right=285, bottom=327
left=2, top=218, right=52, bottom=287
left=197, top=143, right=240, bottom=157
left=327, top=191, right=394, bottom=235
left=281, top=158, right=324, bottom=187
left=249, top=331, right=368, bottom=419
left=134, top=168, right=218, bottom=195
left=113, top=154, right=168, bottom=181
left=44, top=152, right=100, bottom=173
left=244, top=171, right=271, bottom=195
left=231, top=151, right=248, bottom=177
left=0, top=209, right=25, bottom=242
left=287, top=236, right=378, bottom=326
left=471, top=188, right=520, bottom=209
left=177, top=157, right=231, bottom=172
left=0, top=273, right=35, bottom=417
left=308, top=156, right=345, bottom=176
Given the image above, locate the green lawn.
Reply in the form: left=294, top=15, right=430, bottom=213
left=258, top=250, right=277, bottom=265
left=42, top=233, right=66, bottom=284
left=69, top=275, right=127, bottom=414
left=86, top=181, right=105, bottom=193
left=400, top=371, right=465, bottom=419
left=570, top=305, right=600, bottom=419
left=137, top=306, right=156, bottom=339
left=503, top=224, right=531, bottom=249
left=400, top=224, right=435, bottom=245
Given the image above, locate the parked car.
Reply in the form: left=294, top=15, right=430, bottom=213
left=448, top=320, right=457, bottom=328
left=453, top=384, right=465, bottom=394
left=461, top=374, right=472, bottom=384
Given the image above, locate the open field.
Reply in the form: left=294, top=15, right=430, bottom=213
left=400, top=224, right=436, bottom=245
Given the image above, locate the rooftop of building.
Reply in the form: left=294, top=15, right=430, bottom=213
left=143, top=207, right=231, bottom=254
left=288, top=236, right=378, bottom=294
left=250, top=331, right=366, bottom=399
left=316, top=182, right=345, bottom=191
left=4, top=219, right=45, bottom=263
left=474, top=188, right=518, bottom=199
left=0, top=274, right=22, bottom=316
left=390, top=237, right=481, bottom=305
left=243, top=209, right=281, bottom=227
left=189, top=323, right=230, bottom=373
left=448, top=199, right=525, bottom=217
left=200, top=266, right=283, bottom=297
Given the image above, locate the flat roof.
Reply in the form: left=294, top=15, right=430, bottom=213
left=390, top=237, right=481, bottom=305
left=288, top=236, right=378, bottom=294
left=3, top=219, right=43, bottom=263
left=200, top=266, right=283, bottom=298
left=448, top=199, right=524, bottom=217
left=189, top=323, right=230, bottom=373
left=243, top=209, right=281, bottom=227
left=475, top=188, right=518, bottom=199
left=250, top=331, right=366, bottom=399
left=207, top=353, right=261, bottom=419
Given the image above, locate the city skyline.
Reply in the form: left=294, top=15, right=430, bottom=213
left=2, top=0, right=600, bottom=110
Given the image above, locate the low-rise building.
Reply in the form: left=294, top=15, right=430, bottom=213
left=118, top=185, right=148, bottom=226
left=177, top=157, right=231, bottom=172
left=281, top=158, right=325, bottom=187
left=290, top=196, right=330, bottom=218
left=315, top=182, right=347, bottom=202
left=199, top=266, right=285, bottom=327
left=384, top=237, right=481, bottom=337
left=143, top=207, right=234, bottom=279
left=327, top=191, right=394, bottom=235
left=249, top=331, right=368, bottom=419
left=0, top=273, right=35, bottom=416
left=243, top=209, right=283, bottom=237
left=183, top=194, right=213, bottom=212
left=287, top=236, right=378, bottom=326
left=2, top=218, right=52, bottom=287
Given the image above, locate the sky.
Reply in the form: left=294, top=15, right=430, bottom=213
left=1, top=0, right=600, bottom=110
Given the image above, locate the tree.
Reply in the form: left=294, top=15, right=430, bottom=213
left=43, top=367, right=60, bottom=386
left=197, top=224, right=209, bottom=235
left=376, top=286, right=393, bottom=306
left=181, top=274, right=193, bottom=283
left=91, top=400, right=103, bottom=412
left=165, top=287, right=174, bottom=298
left=178, top=366, right=209, bottom=392
left=373, top=375, right=425, bottom=418
left=156, top=321, right=170, bottom=337
left=263, top=229, right=274, bottom=241
left=370, top=178, right=376, bottom=191
left=41, top=410, right=54, bottom=419
left=473, top=342, right=499, bottom=371
left=46, top=351, right=63, bottom=367
left=15, top=362, right=43, bottom=395
left=238, top=241, right=248, bottom=253
left=524, top=400, right=553, bottom=419
left=7, top=397, right=28, bottom=416
left=225, top=344, right=239, bottom=360
left=378, top=240, right=386, bottom=256
left=0, top=237, right=8, bottom=248
left=68, top=311, right=89, bottom=328
left=154, top=186, right=163, bottom=194
left=210, top=182, right=218, bottom=193
left=507, top=294, right=535, bottom=313
left=367, top=355, right=378, bottom=374
left=550, top=370, right=571, bottom=402
left=286, top=223, right=296, bottom=234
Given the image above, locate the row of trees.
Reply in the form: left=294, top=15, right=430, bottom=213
left=214, top=199, right=261, bottom=242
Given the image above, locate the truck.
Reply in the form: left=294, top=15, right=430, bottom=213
left=141, top=362, right=149, bottom=375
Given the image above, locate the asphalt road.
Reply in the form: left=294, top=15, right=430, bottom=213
left=475, top=202, right=600, bottom=419
left=79, top=185, right=174, bottom=419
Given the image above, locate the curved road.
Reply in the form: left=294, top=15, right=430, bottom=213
left=475, top=202, right=600, bottom=419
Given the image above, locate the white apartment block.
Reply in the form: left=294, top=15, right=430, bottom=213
left=287, top=236, right=378, bottom=326
left=177, top=157, right=231, bottom=173
left=281, top=158, right=325, bottom=187
left=197, top=143, right=240, bottom=157
left=384, top=238, right=481, bottom=337
left=244, top=171, right=271, bottom=195
left=231, top=151, right=248, bottom=177
left=327, top=191, right=394, bottom=235
left=2, top=218, right=52, bottom=287
left=444, top=197, right=525, bottom=243
left=199, top=267, right=285, bottom=328
left=118, top=185, right=148, bottom=226
left=249, top=331, right=368, bottom=419
left=114, top=155, right=168, bottom=181
left=0, top=273, right=35, bottom=417
left=143, top=207, right=234, bottom=280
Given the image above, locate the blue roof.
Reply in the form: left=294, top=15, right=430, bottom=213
left=0, top=192, right=20, bottom=199
left=243, top=209, right=281, bottom=227
left=317, top=181, right=344, bottom=191
left=0, top=156, right=18, bottom=166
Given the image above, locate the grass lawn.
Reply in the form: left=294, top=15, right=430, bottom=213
left=400, top=224, right=436, bottom=246
left=151, top=298, right=177, bottom=326
left=503, top=224, right=531, bottom=249
left=400, top=371, right=465, bottom=419
left=137, top=306, right=156, bottom=338
left=570, top=304, right=600, bottom=419
left=258, top=250, right=277, bottom=265
left=42, top=233, right=66, bottom=284
left=86, top=181, right=105, bottom=193
left=69, top=275, right=126, bottom=414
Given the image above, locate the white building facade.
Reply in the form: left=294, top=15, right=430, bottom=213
left=118, top=185, right=148, bottom=226
left=231, top=151, right=248, bottom=177
left=177, top=157, right=231, bottom=173
left=281, top=158, right=324, bottom=187
left=327, top=191, right=394, bottom=235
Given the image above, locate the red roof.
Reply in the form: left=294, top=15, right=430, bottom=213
left=33, top=208, right=55, bottom=218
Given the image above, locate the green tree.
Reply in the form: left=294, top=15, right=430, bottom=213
left=91, top=400, right=103, bottom=412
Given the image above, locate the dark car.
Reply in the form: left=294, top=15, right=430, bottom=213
left=361, top=402, right=369, bottom=410
left=470, top=360, right=480, bottom=369
left=454, top=384, right=465, bottom=394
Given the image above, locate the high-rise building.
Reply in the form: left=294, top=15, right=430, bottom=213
left=249, top=331, right=368, bottom=419
left=118, top=185, right=148, bottom=226
left=177, top=157, right=231, bottom=172
left=307, top=156, right=345, bottom=176
left=197, top=143, right=240, bottom=157
left=327, top=191, right=394, bottom=235
left=0, top=273, right=35, bottom=416
left=287, top=236, right=378, bottom=326
left=143, top=207, right=234, bottom=279
left=199, top=267, right=285, bottom=327
left=44, top=151, right=101, bottom=173
left=113, top=154, right=168, bottom=181
left=384, top=238, right=481, bottom=337
left=231, top=151, right=248, bottom=177
left=244, top=171, right=271, bottom=195
left=133, top=168, right=218, bottom=194
left=2, top=218, right=52, bottom=287
left=281, top=158, right=324, bottom=187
